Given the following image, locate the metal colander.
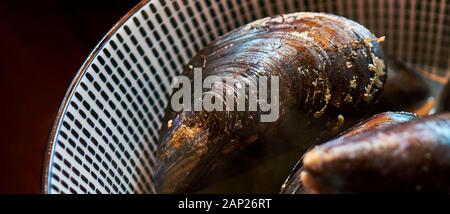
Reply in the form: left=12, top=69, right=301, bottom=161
left=43, top=0, right=450, bottom=194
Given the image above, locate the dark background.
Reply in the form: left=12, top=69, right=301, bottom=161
left=0, top=0, right=139, bottom=193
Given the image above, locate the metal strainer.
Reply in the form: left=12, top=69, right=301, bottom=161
left=42, top=0, right=450, bottom=194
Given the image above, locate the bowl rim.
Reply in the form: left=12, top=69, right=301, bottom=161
left=41, top=0, right=151, bottom=194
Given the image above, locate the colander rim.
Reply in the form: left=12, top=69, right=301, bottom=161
left=41, top=0, right=151, bottom=194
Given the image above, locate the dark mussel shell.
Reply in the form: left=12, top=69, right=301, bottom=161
left=299, top=113, right=450, bottom=193
left=280, top=111, right=417, bottom=194
left=155, top=12, right=387, bottom=193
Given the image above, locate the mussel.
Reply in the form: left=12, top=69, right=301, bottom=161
left=280, top=111, right=418, bottom=193
left=154, top=12, right=387, bottom=193
left=283, top=112, right=450, bottom=193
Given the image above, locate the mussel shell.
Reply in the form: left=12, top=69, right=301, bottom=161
left=155, top=12, right=387, bottom=193
left=280, top=111, right=417, bottom=194
left=301, top=113, right=450, bottom=193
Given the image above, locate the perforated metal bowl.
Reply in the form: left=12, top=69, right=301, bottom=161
left=42, top=0, right=450, bottom=193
